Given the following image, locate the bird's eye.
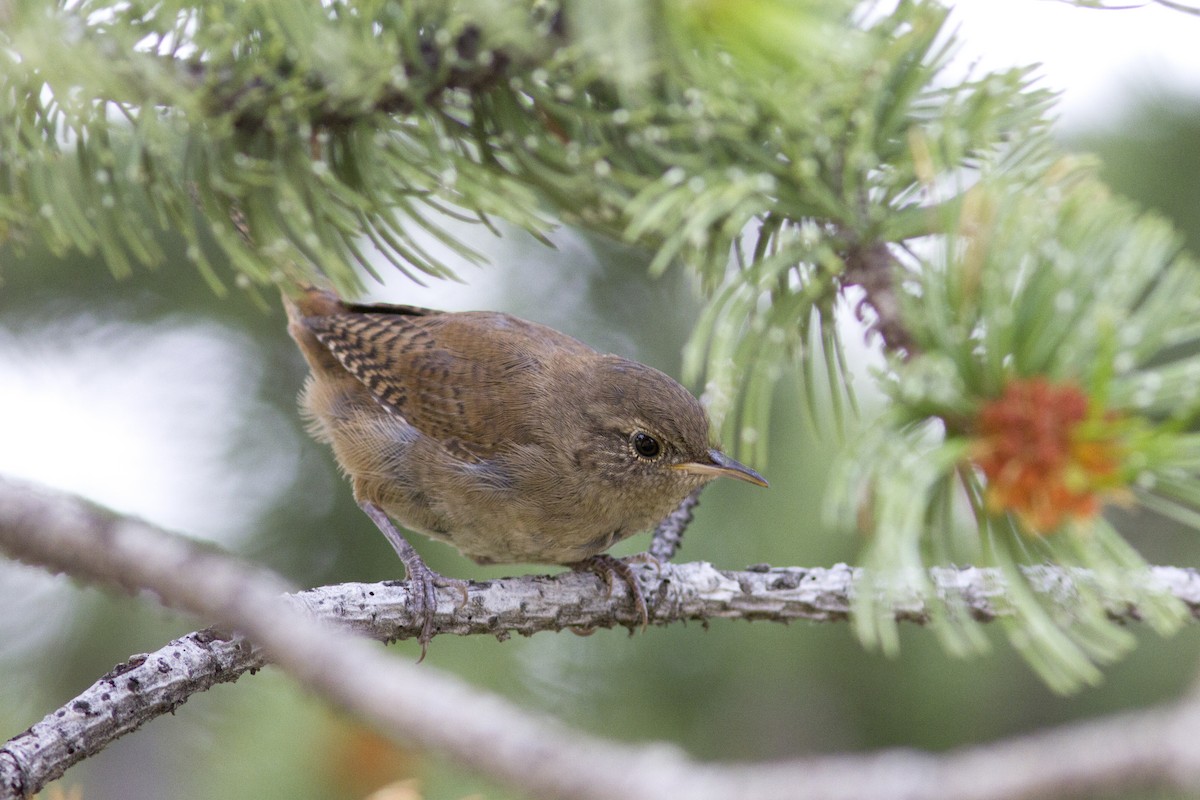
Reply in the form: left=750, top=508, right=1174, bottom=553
left=631, top=431, right=662, bottom=459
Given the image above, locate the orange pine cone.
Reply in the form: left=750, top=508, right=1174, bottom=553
left=971, top=377, right=1126, bottom=534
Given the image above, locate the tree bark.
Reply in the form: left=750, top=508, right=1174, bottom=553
left=3, top=475, right=1200, bottom=800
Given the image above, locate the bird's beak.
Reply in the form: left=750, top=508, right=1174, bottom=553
left=673, top=449, right=769, bottom=487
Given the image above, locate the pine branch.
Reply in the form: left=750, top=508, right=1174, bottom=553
left=177, top=17, right=563, bottom=131
left=841, top=240, right=918, bottom=356
left=3, top=475, right=1200, bottom=798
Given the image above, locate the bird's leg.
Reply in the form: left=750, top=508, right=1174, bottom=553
left=359, top=501, right=469, bottom=660
left=647, top=487, right=704, bottom=563
left=570, top=489, right=707, bottom=631
left=571, top=554, right=649, bottom=632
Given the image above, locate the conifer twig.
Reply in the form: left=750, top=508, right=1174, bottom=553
left=842, top=240, right=917, bottom=355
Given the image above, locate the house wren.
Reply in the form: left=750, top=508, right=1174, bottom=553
left=284, top=286, right=767, bottom=651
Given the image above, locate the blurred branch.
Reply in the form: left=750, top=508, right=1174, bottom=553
left=184, top=17, right=562, bottom=131
left=4, top=476, right=1200, bottom=799
left=841, top=240, right=918, bottom=356
left=1154, top=0, right=1200, bottom=12
left=1061, top=0, right=1200, bottom=13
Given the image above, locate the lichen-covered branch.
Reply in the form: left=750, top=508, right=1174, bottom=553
left=648, top=487, right=703, bottom=562
left=4, top=475, right=1200, bottom=800
left=0, top=629, right=263, bottom=798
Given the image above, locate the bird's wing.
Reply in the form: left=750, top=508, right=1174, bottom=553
left=301, top=307, right=593, bottom=459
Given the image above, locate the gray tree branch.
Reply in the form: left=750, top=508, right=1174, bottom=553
left=3, top=475, right=1200, bottom=800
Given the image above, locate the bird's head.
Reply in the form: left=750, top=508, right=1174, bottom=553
left=571, top=357, right=767, bottom=513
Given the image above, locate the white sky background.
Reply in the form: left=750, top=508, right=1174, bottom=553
left=948, top=0, right=1200, bottom=132
left=2, top=0, right=1200, bottom=553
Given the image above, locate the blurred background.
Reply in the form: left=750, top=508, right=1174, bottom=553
left=3, top=2, right=1200, bottom=798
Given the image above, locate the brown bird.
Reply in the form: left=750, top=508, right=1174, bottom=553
left=284, top=286, right=767, bottom=652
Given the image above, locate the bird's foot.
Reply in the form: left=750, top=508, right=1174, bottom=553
left=360, top=501, right=468, bottom=661
left=626, top=551, right=663, bottom=577
left=402, top=558, right=470, bottom=661
left=571, top=554, right=649, bottom=632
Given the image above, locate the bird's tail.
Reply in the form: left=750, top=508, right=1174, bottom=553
left=281, top=283, right=346, bottom=321
left=282, top=284, right=349, bottom=375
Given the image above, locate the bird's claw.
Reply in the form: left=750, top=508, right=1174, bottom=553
left=403, top=563, right=470, bottom=662
left=359, top=500, right=470, bottom=661
left=572, top=554, right=650, bottom=632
